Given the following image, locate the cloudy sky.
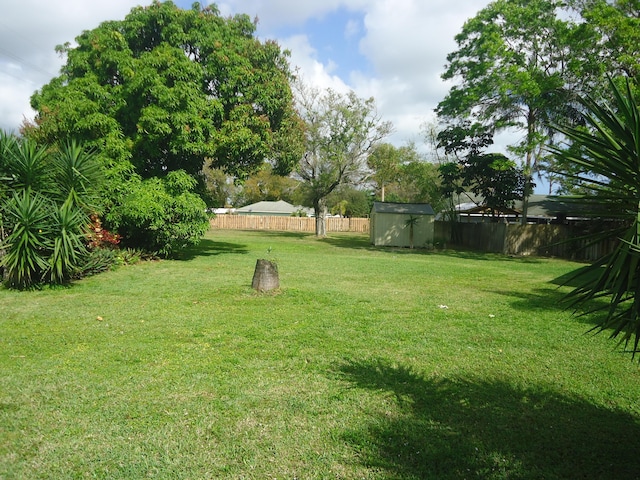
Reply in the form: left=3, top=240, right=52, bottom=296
left=0, top=0, right=543, bottom=186
left=0, top=0, right=493, bottom=137
left=218, top=0, right=497, bottom=147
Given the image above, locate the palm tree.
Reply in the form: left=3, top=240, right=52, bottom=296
left=405, top=215, right=420, bottom=249
left=549, top=77, right=640, bottom=358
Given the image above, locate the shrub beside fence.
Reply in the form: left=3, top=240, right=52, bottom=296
left=210, top=215, right=370, bottom=233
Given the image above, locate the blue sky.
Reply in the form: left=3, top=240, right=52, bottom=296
left=0, top=0, right=547, bottom=193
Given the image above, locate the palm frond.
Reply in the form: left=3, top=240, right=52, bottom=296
left=550, top=77, right=640, bottom=360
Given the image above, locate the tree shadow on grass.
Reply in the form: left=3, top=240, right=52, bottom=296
left=489, top=284, right=570, bottom=314
left=246, top=230, right=377, bottom=250
left=370, top=246, right=547, bottom=262
left=248, top=230, right=313, bottom=240
left=175, top=239, right=249, bottom=260
left=335, top=358, right=640, bottom=480
left=549, top=265, right=603, bottom=289
left=489, top=264, right=613, bottom=330
left=320, top=234, right=377, bottom=251
left=436, top=248, right=544, bottom=263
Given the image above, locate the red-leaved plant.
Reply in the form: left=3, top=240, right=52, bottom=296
left=86, top=214, right=120, bottom=249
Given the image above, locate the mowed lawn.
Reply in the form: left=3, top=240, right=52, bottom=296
left=2, top=229, right=640, bottom=479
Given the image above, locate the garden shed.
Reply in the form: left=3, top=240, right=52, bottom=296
left=370, top=201, right=435, bottom=248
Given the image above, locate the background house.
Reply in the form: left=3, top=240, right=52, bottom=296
left=452, top=194, right=592, bottom=224
left=370, top=202, right=435, bottom=248
left=235, top=200, right=312, bottom=217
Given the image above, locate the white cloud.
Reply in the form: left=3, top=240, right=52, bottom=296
left=281, top=35, right=350, bottom=93
left=0, top=0, right=143, bottom=131
left=217, top=0, right=491, bottom=148
left=217, top=0, right=370, bottom=29
left=353, top=0, right=490, bottom=144
left=0, top=0, right=492, bottom=155
left=344, top=19, right=361, bottom=39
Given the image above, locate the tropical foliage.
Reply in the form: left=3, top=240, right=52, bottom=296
left=571, top=0, right=640, bottom=89
left=436, top=0, right=597, bottom=220
left=549, top=77, right=640, bottom=358
left=0, top=134, right=102, bottom=288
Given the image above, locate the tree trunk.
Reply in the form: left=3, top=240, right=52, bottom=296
left=521, top=181, right=530, bottom=225
left=314, top=200, right=327, bottom=237
left=521, top=109, right=535, bottom=225
left=252, top=259, right=279, bottom=292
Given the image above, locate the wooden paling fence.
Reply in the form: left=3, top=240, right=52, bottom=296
left=210, top=215, right=616, bottom=261
left=434, top=221, right=618, bottom=261
left=210, top=215, right=370, bottom=233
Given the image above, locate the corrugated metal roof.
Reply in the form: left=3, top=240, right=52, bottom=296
left=454, top=193, right=592, bottom=218
left=371, top=202, right=435, bottom=215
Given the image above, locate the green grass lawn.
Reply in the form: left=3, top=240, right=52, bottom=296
left=2, top=230, right=640, bottom=479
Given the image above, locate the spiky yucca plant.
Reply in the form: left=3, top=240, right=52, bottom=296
left=549, top=77, right=640, bottom=358
left=0, top=135, right=102, bottom=288
left=46, top=203, right=88, bottom=285
left=2, top=191, right=52, bottom=289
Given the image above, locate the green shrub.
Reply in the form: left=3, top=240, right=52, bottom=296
left=72, top=248, right=118, bottom=279
left=106, top=170, right=209, bottom=257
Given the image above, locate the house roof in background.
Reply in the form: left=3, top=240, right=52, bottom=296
left=455, top=193, right=591, bottom=218
left=372, top=202, right=435, bottom=215
left=235, top=200, right=311, bottom=215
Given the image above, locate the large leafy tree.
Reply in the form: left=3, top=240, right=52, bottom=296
left=367, top=142, right=444, bottom=209
left=367, top=143, right=404, bottom=202
left=295, top=82, right=392, bottom=236
left=436, top=0, right=595, bottom=222
left=571, top=0, right=640, bottom=85
left=326, top=185, right=373, bottom=218
left=394, top=160, right=443, bottom=208
left=28, top=1, right=304, bottom=181
left=233, top=163, right=300, bottom=207
left=549, top=77, right=640, bottom=359
left=439, top=153, right=526, bottom=219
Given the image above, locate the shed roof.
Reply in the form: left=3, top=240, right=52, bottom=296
left=372, top=201, right=435, bottom=215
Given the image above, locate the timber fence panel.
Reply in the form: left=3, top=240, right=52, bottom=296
left=436, top=221, right=617, bottom=260
left=449, top=222, right=506, bottom=253
left=504, top=224, right=564, bottom=256
left=210, top=215, right=369, bottom=233
left=327, top=217, right=370, bottom=233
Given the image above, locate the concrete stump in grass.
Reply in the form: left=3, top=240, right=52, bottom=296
left=252, top=259, right=279, bottom=291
